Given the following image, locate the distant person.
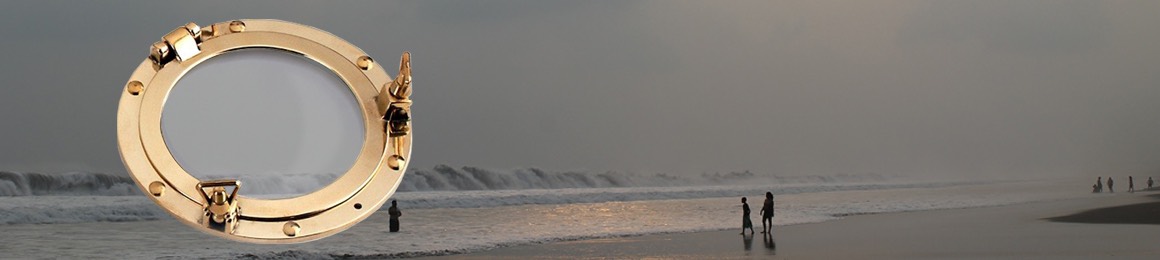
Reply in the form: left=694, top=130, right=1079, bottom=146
left=1108, top=177, right=1115, bottom=193
left=1129, top=176, right=1135, bottom=192
left=1096, top=177, right=1103, bottom=193
left=741, top=197, right=755, bottom=235
left=388, top=200, right=402, bottom=232
left=760, top=192, right=774, bottom=234
left=1148, top=177, right=1154, bottom=189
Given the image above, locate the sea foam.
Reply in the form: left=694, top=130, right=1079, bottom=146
left=0, top=166, right=896, bottom=196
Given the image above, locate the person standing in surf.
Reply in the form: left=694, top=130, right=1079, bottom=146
left=1149, top=177, right=1154, bottom=189
left=759, top=192, right=774, bottom=234
left=388, top=200, right=402, bottom=232
left=1129, top=176, right=1135, bottom=192
left=741, top=197, right=755, bottom=235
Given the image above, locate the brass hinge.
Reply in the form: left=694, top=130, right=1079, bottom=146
left=148, top=21, right=246, bottom=68
left=197, top=179, right=241, bottom=234
left=149, top=22, right=202, bottom=67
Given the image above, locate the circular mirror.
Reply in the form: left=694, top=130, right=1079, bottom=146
left=161, top=48, right=364, bottom=198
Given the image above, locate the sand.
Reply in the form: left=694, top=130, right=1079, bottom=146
left=423, top=191, right=1160, bottom=259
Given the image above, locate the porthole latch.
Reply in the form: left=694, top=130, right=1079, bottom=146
left=197, top=179, right=241, bottom=234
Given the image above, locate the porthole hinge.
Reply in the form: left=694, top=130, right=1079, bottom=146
left=148, top=21, right=246, bottom=68
left=149, top=22, right=203, bottom=67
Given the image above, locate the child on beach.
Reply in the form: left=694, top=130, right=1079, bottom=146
left=741, top=197, right=755, bottom=235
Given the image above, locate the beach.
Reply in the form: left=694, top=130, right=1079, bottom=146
left=2, top=177, right=1151, bottom=259
left=426, top=190, right=1160, bottom=259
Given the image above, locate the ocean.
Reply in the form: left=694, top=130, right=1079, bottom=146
left=0, top=167, right=1091, bottom=259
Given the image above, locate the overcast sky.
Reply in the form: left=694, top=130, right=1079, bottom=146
left=2, top=0, right=1159, bottom=179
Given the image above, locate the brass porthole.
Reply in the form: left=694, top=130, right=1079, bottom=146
left=117, top=20, right=413, bottom=243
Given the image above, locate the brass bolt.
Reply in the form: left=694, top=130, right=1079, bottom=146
left=357, top=56, right=374, bottom=70
left=148, top=181, right=165, bottom=196
left=127, top=81, right=144, bottom=95
left=387, top=155, right=404, bottom=170
left=228, top=20, right=246, bottom=33
left=283, top=221, right=301, bottom=237
left=211, top=188, right=227, bottom=205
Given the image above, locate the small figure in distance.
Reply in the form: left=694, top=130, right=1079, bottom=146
left=1108, top=177, right=1115, bottom=193
left=760, top=192, right=774, bottom=234
left=741, top=197, right=755, bottom=235
left=1149, top=177, right=1154, bottom=189
left=1129, top=176, right=1135, bottom=193
left=388, top=200, right=402, bottom=232
left=1096, top=177, right=1103, bottom=193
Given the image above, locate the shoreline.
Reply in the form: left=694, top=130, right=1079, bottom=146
left=422, top=191, right=1160, bottom=259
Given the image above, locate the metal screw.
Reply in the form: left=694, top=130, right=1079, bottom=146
left=148, top=181, right=165, bottom=196
left=127, top=81, right=144, bottom=95
left=357, top=56, right=374, bottom=70
left=229, top=20, right=246, bottom=33
left=283, top=221, right=301, bottom=237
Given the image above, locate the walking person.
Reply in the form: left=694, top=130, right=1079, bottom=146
left=1129, top=176, right=1135, bottom=192
left=1148, top=177, right=1154, bottom=189
left=759, top=192, right=774, bottom=234
left=388, top=200, right=402, bottom=232
left=1108, top=177, right=1115, bottom=193
left=740, top=197, right=755, bottom=235
left=1096, top=177, right=1103, bottom=193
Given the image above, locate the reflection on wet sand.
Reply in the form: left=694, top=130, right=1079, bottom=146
left=764, top=233, right=777, bottom=255
left=742, top=232, right=776, bottom=255
left=743, top=233, right=753, bottom=251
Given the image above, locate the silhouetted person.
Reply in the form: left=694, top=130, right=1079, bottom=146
left=760, top=192, right=774, bottom=234
left=1129, top=176, right=1135, bottom=192
left=1096, top=177, right=1103, bottom=193
left=1108, top=177, right=1115, bottom=193
left=388, top=200, right=402, bottom=232
left=1149, top=177, right=1154, bottom=189
left=741, top=197, right=755, bottom=235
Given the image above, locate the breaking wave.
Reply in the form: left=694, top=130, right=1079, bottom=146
left=0, top=166, right=897, bottom=197
left=399, top=165, right=892, bottom=191
left=0, top=171, right=138, bottom=196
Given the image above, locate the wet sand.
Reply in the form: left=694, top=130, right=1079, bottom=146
left=423, top=191, right=1160, bottom=259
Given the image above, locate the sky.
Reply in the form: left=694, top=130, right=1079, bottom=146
left=1, top=0, right=1159, bottom=179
